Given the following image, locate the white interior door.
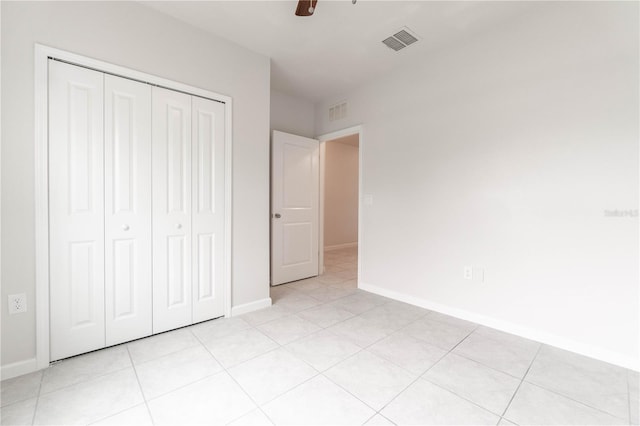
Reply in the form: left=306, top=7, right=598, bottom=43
left=191, top=97, right=225, bottom=322
left=152, top=86, right=192, bottom=333
left=49, top=60, right=105, bottom=361
left=104, top=74, right=152, bottom=346
left=271, top=130, right=319, bottom=285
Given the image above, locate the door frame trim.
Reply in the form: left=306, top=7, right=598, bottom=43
left=34, top=44, right=233, bottom=370
left=316, top=125, right=363, bottom=282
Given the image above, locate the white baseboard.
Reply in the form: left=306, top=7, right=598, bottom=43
left=324, top=242, right=358, bottom=251
left=231, top=297, right=272, bottom=316
left=359, top=282, right=640, bottom=372
left=1, top=357, right=39, bottom=381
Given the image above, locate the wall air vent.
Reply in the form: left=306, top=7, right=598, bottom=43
left=382, top=27, right=420, bottom=52
left=329, top=101, right=348, bottom=122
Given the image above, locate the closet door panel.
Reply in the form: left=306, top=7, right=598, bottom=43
left=49, top=60, right=105, bottom=361
left=192, top=97, right=225, bottom=323
left=104, top=74, right=152, bottom=346
left=152, top=87, right=192, bottom=333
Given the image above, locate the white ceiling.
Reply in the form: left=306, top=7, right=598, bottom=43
left=144, top=1, right=535, bottom=102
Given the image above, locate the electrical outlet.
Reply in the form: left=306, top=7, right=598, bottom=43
left=8, top=293, right=27, bottom=314
left=463, top=266, right=473, bottom=280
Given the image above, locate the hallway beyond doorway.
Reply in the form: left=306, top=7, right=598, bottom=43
left=270, top=246, right=358, bottom=307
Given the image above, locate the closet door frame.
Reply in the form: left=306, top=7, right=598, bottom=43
left=34, top=44, right=233, bottom=371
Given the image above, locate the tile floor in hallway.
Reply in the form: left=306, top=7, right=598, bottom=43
left=1, top=247, right=638, bottom=425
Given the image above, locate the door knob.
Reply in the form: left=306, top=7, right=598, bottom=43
left=274, top=213, right=281, bottom=219
left=122, top=224, right=130, bottom=231
left=176, top=223, right=182, bottom=229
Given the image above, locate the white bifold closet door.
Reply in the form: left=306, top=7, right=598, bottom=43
left=49, top=59, right=225, bottom=360
left=152, top=88, right=225, bottom=332
left=152, top=87, right=193, bottom=333
left=104, top=74, right=153, bottom=346
left=191, top=96, right=225, bottom=323
left=49, top=60, right=105, bottom=361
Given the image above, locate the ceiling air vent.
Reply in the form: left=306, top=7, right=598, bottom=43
left=382, top=37, right=405, bottom=52
left=394, top=29, right=418, bottom=46
left=382, top=27, right=420, bottom=52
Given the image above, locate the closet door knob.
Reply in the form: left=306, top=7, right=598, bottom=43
left=176, top=223, right=182, bottom=229
left=122, top=224, right=130, bottom=231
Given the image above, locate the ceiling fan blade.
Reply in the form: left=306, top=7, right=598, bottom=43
left=295, top=0, right=317, bottom=16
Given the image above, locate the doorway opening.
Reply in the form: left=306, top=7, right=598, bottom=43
left=269, top=126, right=362, bottom=306
left=319, top=133, right=359, bottom=283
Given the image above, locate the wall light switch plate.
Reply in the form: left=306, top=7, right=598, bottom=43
left=363, top=194, right=374, bottom=206
left=8, top=293, right=27, bottom=314
left=473, top=268, right=484, bottom=282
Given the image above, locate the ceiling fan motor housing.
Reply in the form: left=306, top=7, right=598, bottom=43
left=295, top=0, right=317, bottom=16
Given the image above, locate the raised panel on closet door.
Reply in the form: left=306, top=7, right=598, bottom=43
left=104, top=74, right=152, bottom=346
left=191, top=97, right=225, bottom=323
left=49, top=60, right=105, bottom=361
left=152, top=86, right=192, bottom=333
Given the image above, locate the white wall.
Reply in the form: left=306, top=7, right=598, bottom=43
left=316, top=2, right=639, bottom=369
left=324, top=136, right=359, bottom=248
left=1, top=1, right=270, bottom=368
left=270, top=90, right=316, bottom=139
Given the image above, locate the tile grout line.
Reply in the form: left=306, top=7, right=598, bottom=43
left=35, top=363, right=133, bottom=398
left=191, top=326, right=278, bottom=425
left=412, top=329, right=530, bottom=421
left=29, top=371, right=45, bottom=425
left=58, top=350, right=156, bottom=424
left=628, top=373, right=632, bottom=425
left=421, top=379, right=508, bottom=421
left=314, top=338, right=386, bottom=413
left=372, top=325, right=479, bottom=418
left=127, top=331, right=203, bottom=366
left=217, top=335, right=282, bottom=370
left=499, top=343, right=542, bottom=420
left=525, top=380, right=630, bottom=422
left=366, top=412, right=397, bottom=425
left=303, top=301, right=431, bottom=377
left=267, top=292, right=391, bottom=337
left=451, top=349, right=530, bottom=382
left=320, top=370, right=397, bottom=418
left=358, top=312, right=471, bottom=378
left=411, top=323, right=523, bottom=421
left=515, top=345, right=630, bottom=422
left=452, top=326, right=543, bottom=375
left=126, top=345, right=156, bottom=425
left=361, top=411, right=380, bottom=425
left=256, top=370, right=325, bottom=417
left=126, top=333, right=225, bottom=397
left=256, top=287, right=360, bottom=327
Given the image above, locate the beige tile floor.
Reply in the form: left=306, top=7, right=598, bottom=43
left=1, top=246, right=638, bottom=425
